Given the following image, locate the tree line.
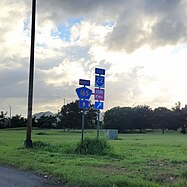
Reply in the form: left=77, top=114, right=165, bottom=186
left=0, top=101, right=186, bottom=134
left=104, top=102, right=186, bottom=134
left=0, top=101, right=98, bottom=130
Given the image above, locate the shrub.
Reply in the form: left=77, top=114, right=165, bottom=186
left=75, top=137, right=111, bottom=155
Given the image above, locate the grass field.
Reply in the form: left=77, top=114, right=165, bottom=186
left=0, top=128, right=186, bottom=187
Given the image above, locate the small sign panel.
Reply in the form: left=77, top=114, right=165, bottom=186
left=95, top=68, right=105, bottom=75
left=79, top=100, right=90, bottom=109
left=95, top=88, right=105, bottom=101
left=94, top=101, right=104, bottom=110
left=95, top=75, right=105, bottom=88
left=76, top=87, right=92, bottom=100
left=79, top=79, right=90, bottom=86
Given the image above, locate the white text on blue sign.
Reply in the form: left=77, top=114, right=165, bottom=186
left=95, top=75, right=105, bottom=88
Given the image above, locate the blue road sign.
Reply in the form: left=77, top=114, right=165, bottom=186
left=79, top=79, right=90, bottom=86
left=79, top=100, right=90, bottom=109
left=94, top=101, right=104, bottom=110
left=76, top=87, right=92, bottom=99
left=95, top=68, right=105, bottom=75
left=95, top=75, right=105, bottom=88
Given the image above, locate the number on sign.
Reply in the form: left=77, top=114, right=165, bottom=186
left=95, top=75, right=105, bottom=88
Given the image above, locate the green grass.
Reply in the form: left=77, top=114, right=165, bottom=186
left=0, top=128, right=186, bottom=187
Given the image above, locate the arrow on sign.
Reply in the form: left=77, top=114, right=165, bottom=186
left=94, top=101, right=104, bottom=110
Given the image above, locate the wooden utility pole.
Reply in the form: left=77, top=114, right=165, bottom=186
left=24, top=0, right=36, bottom=148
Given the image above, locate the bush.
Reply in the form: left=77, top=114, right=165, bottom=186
left=75, top=137, right=111, bottom=155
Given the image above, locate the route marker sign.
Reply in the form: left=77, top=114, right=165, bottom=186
left=76, top=87, right=92, bottom=100
left=95, top=68, right=105, bottom=75
left=79, top=79, right=90, bottom=86
left=79, top=100, right=89, bottom=109
left=94, top=101, right=104, bottom=110
left=94, top=88, right=105, bottom=101
left=95, top=75, right=105, bottom=88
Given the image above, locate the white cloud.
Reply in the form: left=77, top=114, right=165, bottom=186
left=1, top=0, right=187, bottom=116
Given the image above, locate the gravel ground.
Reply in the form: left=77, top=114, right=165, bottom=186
left=0, top=165, right=67, bottom=187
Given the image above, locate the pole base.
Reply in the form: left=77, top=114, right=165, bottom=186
left=24, top=139, right=33, bottom=148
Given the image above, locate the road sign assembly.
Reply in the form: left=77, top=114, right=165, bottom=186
left=95, top=68, right=106, bottom=138
left=75, top=79, right=92, bottom=144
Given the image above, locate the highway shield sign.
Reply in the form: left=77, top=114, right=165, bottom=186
left=95, top=75, right=105, bottom=88
left=76, top=87, right=92, bottom=100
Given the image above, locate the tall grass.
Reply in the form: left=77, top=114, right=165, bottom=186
left=75, top=137, right=111, bottom=155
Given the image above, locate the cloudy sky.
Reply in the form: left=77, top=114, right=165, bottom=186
left=1, top=0, right=187, bottom=116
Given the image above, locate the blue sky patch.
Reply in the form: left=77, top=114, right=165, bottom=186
left=54, top=16, right=84, bottom=41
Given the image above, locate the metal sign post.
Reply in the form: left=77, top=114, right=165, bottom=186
left=97, top=109, right=100, bottom=138
left=81, top=109, right=85, bottom=144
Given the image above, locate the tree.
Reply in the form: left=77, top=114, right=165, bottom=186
left=57, top=100, right=97, bottom=130
left=36, top=115, right=57, bottom=128
left=58, top=100, right=82, bottom=130
left=152, top=107, right=171, bottom=134
left=85, top=104, right=97, bottom=129
left=0, top=111, right=8, bottom=129
left=104, top=107, right=134, bottom=132
left=11, top=115, right=27, bottom=128
left=132, top=105, right=152, bottom=132
left=104, top=107, right=123, bottom=132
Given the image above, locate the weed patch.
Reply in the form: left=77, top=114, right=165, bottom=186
left=33, top=141, right=74, bottom=154
left=35, top=132, right=48, bottom=135
left=75, top=138, right=112, bottom=155
left=182, top=170, right=187, bottom=179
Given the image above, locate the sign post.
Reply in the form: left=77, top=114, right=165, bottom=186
left=81, top=109, right=85, bottom=144
left=76, top=79, right=92, bottom=144
left=94, top=68, right=105, bottom=138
